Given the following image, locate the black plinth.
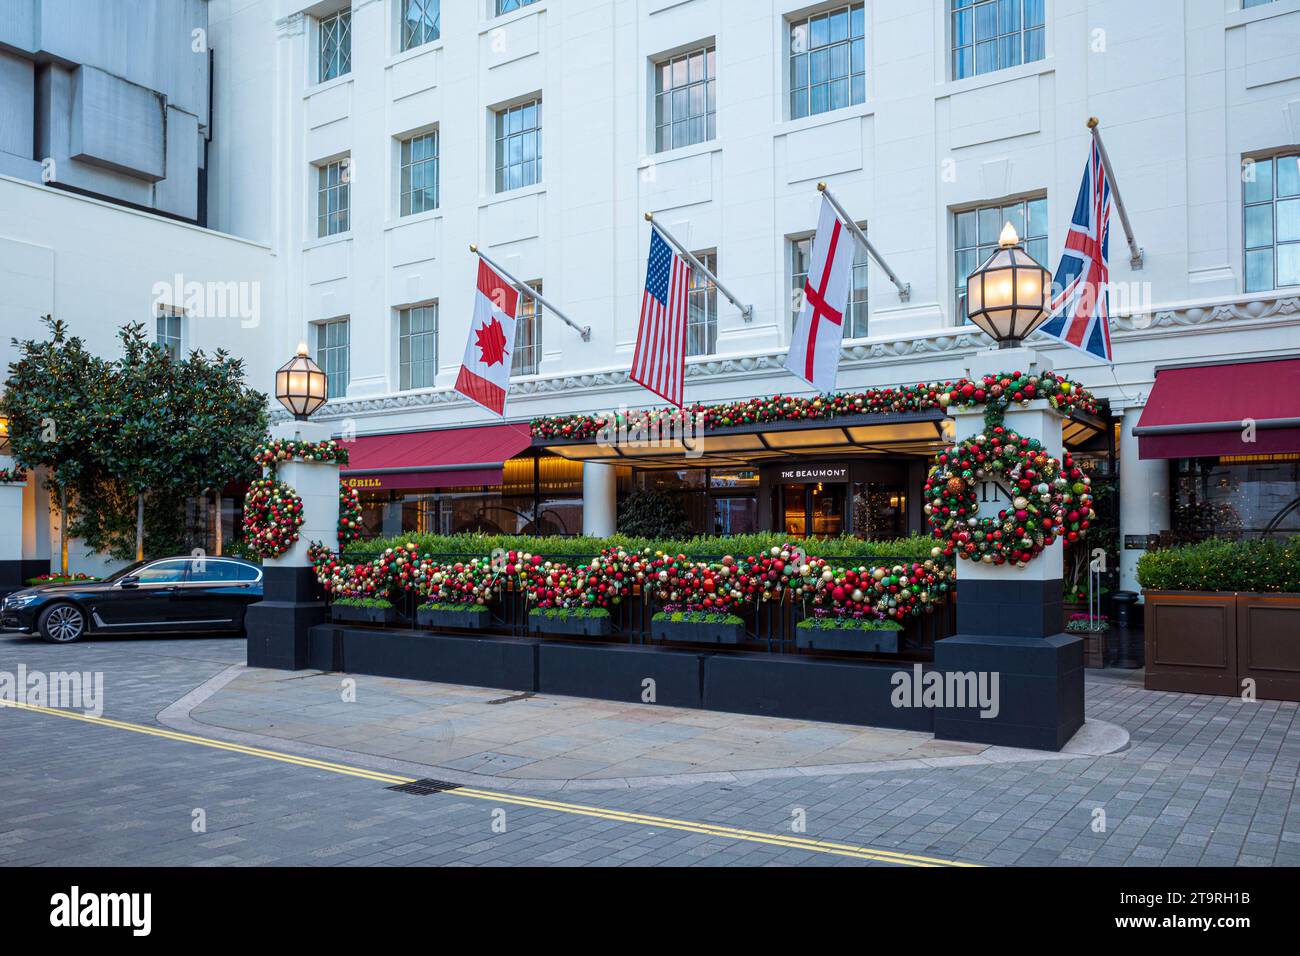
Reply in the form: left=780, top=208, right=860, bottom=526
left=933, top=576, right=1083, bottom=751
left=245, top=565, right=325, bottom=671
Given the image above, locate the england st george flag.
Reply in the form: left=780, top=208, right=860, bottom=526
left=455, top=258, right=520, bottom=416
left=785, top=194, right=856, bottom=391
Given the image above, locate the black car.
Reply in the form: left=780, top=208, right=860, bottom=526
left=0, top=557, right=263, bottom=644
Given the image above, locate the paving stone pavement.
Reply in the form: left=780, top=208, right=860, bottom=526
left=1, top=632, right=1298, bottom=867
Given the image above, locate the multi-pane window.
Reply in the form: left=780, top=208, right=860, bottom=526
left=401, top=0, right=440, bottom=51
left=687, top=252, right=718, bottom=357
left=654, top=47, right=716, bottom=152
left=789, top=3, right=865, bottom=120
left=314, top=319, right=350, bottom=399
left=954, top=197, right=1048, bottom=321
left=1243, top=0, right=1277, bottom=7
left=317, top=159, right=351, bottom=237
left=400, top=131, right=439, bottom=216
left=399, top=304, right=438, bottom=391
left=1244, top=153, right=1300, bottom=292
left=496, top=0, right=539, bottom=15
left=318, top=9, right=351, bottom=83
left=156, top=308, right=184, bottom=358
left=495, top=100, right=542, bottom=192
left=791, top=231, right=869, bottom=338
left=512, top=282, right=543, bottom=376
left=951, top=0, right=1046, bottom=81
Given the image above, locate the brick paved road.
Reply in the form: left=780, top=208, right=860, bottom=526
left=1, top=632, right=1298, bottom=866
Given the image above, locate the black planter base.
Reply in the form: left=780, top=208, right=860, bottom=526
left=417, top=607, right=489, bottom=630
left=650, top=617, right=746, bottom=645
left=529, top=612, right=611, bottom=637
left=932, top=632, right=1084, bottom=751
left=538, top=642, right=705, bottom=707
left=246, top=601, right=328, bottom=671
left=331, top=604, right=397, bottom=625
left=795, top=625, right=900, bottom=654
left=311, top=625, right=536, bottom=692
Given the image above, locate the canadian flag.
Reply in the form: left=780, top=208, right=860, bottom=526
left=785, top=194, right=855, bottom=392
left=455, top=259, right=520, bottom=417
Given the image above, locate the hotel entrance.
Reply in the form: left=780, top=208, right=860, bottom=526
left=776, top=466, right=849, bottom=538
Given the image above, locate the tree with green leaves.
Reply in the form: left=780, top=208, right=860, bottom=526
left=1, top=316, right=112, bottom=574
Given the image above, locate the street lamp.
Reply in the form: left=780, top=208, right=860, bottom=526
left=964, top=222, right=1052, bottom=349
left=275, top=342, right=328, bottom=421
left=0, top=412, right=10, bottom=455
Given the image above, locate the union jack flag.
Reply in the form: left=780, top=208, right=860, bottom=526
left=1040, top=141, right=1113, bottom=362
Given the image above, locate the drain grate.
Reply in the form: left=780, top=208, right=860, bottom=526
left=387, top=778, right=462, bottom=796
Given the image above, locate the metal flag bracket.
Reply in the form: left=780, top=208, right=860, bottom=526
left=470, top=244, right=592, bottom=341
left=644, top=213, right=754, bottom=322
left=817, top=183, right=911, bottom=302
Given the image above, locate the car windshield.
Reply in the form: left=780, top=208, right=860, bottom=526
left=100, top=560, right=151, bottom=583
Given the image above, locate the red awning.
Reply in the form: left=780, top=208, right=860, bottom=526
left=341, top=423, right=533, bottom=490
left=1135, top=359, right=1300, bottom=460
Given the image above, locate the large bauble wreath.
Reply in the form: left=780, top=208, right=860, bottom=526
left=338, top=484, right=362, bottom=546
left=925, top=424, right=1093, bottom=568
left=243, top=478, right=305, bottom=558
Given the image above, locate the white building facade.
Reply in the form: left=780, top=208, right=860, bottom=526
left=5, top=0, right=1300, bottom=586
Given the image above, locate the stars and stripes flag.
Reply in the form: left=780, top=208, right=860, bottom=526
left=785, top=194, right=856, bottom=391
left=631, top=228, right=690, bottom=407
left=455, top=258, right=519, bottom=417
left=1040, top=140, right=1114, bottom=362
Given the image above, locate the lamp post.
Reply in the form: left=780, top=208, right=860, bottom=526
left=930, top=223, right=1084, bottom=752
left=245, top=343, right=341, bottom=671
left=275, top=342, right=328, bottom=420
left=964, top=223, right=1053, bottom=349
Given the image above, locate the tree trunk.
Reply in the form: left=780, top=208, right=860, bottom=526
left=58, top=485, right=69, bottom=576
left=135, top=493, right=145, bottom=561
left=213, top=488, right=223, bottom=556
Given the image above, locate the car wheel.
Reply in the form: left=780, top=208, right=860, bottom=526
left=38, top=603, right=87, bottom=644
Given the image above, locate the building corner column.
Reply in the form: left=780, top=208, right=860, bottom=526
left=582, top=462, right=617, bottom=537
left=1118, top=405, right=1170, bottom=594
left=0, top=457, right=31, bottom=596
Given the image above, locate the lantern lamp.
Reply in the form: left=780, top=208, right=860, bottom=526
left=964, top=222, right=1053, bottom=349
left=275, top=342, right=328, bottom=420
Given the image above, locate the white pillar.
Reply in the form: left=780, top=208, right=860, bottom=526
left=0, top=456, right=26, bottom=566
left=1119, top=405, right=1170, bottom=593
left=582, top=462, right=617, bottom=537
left=262, top=421, right=341, bottom=568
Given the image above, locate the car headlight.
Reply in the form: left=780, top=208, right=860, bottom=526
left=3, top=593, right=40, bottom=609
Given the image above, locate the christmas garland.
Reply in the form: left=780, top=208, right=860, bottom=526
left=307, top=541, right=952, bottom=626
left=243, top=478, right=305, bottom=558
left=339, top=484, right=362, bottom=546
left=253, top=439, right=350, bottom=467
left=0, top=468, right=26, bottom=484
left=925, top=413, right=1093, bottom=567
left=529, top=371, right=1098, bottom=440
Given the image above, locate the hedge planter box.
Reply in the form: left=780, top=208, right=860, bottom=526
left=529, top=609, right=611, bottom=638
left=1143, top=590, right=1300, bottom=701
left=795, top=620, right=901, bottom=654
left=417, top=605, right=490, bottom=631
left=331, top=602, right=398, bottom=626
left=651, top=613, right=746, bottom=645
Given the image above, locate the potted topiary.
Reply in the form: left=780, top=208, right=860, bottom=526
left=795, top=616, right=902, bottom=653
left=331, top=597, right=398, bottom=625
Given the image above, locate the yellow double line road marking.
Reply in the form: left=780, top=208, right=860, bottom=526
left=0, top=699, right=974, bottom=867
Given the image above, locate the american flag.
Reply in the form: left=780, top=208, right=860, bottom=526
left=631, top=228, right=690, bottom=407
left=1040, top=140, right=1113, bottom=362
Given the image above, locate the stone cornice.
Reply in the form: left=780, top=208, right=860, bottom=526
left=278, top=293, right=1300, bottom=423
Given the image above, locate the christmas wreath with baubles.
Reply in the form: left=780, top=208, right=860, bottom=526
left=925, top=384, right=1094, bottom=568
left=252, top=438, right=350, bottom=468
left=338, top=484, right=362, bottom=545
left=243, top=477, right=304, bottom=558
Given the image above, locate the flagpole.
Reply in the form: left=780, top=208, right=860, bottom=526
left=1087, top=117, right=1144, bottom=270
left=817, top=183, right=911, bottom=301
left=470, top=244, right=592, bottom=341
left=644, top=214, right=754, bottom=322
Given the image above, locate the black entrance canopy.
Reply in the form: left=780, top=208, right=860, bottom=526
left=535, top=406, right=1110, bottom=469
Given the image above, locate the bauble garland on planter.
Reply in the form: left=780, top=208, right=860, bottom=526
left=243, top=477, right=305, bottom=558
left=925, top=402, right=1093, bottom=567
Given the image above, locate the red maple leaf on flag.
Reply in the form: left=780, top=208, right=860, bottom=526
left=475, top=316, right=510, bottom=367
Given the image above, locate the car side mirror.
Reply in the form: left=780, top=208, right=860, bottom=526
left=118, top=576, right=139, bottom=589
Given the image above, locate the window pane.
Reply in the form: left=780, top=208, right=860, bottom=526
left=1278, top=155, right=1300, bottom=198
left=1277, top=198, right=1300, bottom=243
left=1245, top=204, right=1274, bottom=248
left=1278, top=243, right=1300, bottom=288
left=978, top=206, right=1002, bottom=243
left=1245, top=248, right=1273, bottom=292
left=955, top=210, right=977, bottom=248
left=1244, top=158, right=1273, bottom=203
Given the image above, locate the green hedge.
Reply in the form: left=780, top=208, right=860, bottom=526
left=796, top=617, right=903, bottom=631
left=1137, top=538, right=1300, bottom=593
left=345, top=532, right=936, bottom=562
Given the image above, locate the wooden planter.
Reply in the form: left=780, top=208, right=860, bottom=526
left=331, top=603, right=398, bottom=626
left=651, top=616, right=747, bottom=645
left=416, top=606, right=490, bottom=631
left=1143, top=590, right=1300, bottom=701
left=529, top=610, right=611, bottom=637
left=795, top=623, right=900, bottom=654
